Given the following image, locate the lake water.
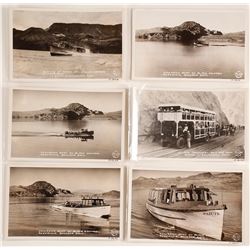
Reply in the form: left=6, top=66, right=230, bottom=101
left=11, top=119, right=121, bottom=160
left=131, top=189, right=242, bottom=242
left=134, top=41, right=245, bottom=79
left=13, top=49, right=122, bottom=79
left=9, top=197, right=120, bottom=238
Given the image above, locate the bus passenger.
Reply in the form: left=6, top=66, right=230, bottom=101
left=186, top=131, right=191, bottom=148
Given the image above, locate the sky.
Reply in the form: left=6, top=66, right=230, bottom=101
left=13, top=89, right=123, bottom=113
left=10, top=167, right=120, bottom=192
left=13, top=9, right=122, bottom=30
left=133, top=170, right=203, bottom=180
left=134, top=8, right=246, bottom=33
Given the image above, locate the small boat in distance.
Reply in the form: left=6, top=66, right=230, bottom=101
left=64, top=129, right=94, bottom=139
left=146, top=184, right=227, bottom=240
left=52, top=197, right=111, bottom=218
left=50, top=45, right=72, bottom=56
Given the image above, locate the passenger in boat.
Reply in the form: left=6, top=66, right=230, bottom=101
left=191, top=190, right=199, bottom=201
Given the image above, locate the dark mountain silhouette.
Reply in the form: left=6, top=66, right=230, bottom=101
left=9, top=181, right=72, bottom=197
left=135, top=21, right=236, bottom=43
left=12, top=102, right=104, bottom=121
left=13, top=23, right=122, bottom=53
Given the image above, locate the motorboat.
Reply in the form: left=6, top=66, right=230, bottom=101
left=52, top=197, right=111, bottom=218
left=146, top=184, right=227, bottom=240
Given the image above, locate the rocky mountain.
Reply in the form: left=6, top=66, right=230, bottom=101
left=133, top=172, right=242, bottom=191
left=9, top=181, right=72, bottom=197
left=139, top=90, right=229, bottom=143
left=136, top=21, right=222, bottom=43
left=13, top=23, right=122, bottom=54
left=12, top=102, right=104, bottom=121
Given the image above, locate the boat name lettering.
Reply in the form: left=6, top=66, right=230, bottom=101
left=203, top=211, right=219, bottom=216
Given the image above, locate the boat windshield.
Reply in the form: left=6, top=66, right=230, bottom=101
left=158, top=188, right=214, bottom=204
left=82, top=199, right=105, bottom=206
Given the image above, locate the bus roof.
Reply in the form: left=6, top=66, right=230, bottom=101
left=151, top=186, right=210, bottom=192
left=158, top=104, right=216, bottom=115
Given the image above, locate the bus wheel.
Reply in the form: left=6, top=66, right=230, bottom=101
left=161, top=140, right=166, bottom=147
left=176, top=137, right=186, bottom=149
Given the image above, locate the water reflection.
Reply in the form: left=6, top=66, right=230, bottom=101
left=66, top=120, right=88, bottom=130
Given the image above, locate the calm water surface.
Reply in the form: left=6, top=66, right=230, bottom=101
left=9, top=197, right=120, bottom=238
left=13, top=49, right=122, bottom=79
left=131, top=189, right=242, bottom=242
left=12, top=119, right=121, bottom=159
left=135, top=41, right=245, bottom=79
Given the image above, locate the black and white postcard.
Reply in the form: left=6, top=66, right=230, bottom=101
left=8, top=166, right=121, bottom=238
left=11, top=8, right=123, bottom=80
left=129, top=169, right=243, bottom=242
left=10, top=88, right=125, bottom=160
left=132, top=6, right=248, bottom=80
left=137, top=89, right=246, bottom=160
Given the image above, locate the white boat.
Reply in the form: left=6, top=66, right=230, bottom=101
left=52, top=197, right=111, bottom=218
left=146, top=185, right=227, bottom=240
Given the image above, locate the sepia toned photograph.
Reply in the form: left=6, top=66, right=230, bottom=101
left=8, top=167, right=121, bottom=238
left=137, top=89, right=246, bottom=160
left=11, top=8, right=122, bottom=79
left=133, top=7, right=247, bottom=80
left=11, top=89, right=124, bottom=160
left=130, top=169, right=243, bottom=242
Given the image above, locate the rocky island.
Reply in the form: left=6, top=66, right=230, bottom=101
left=12, top=102, right=122, bottom=121
left=10, top=180, right=120, bottom=199
left=9, top=181, right=72, bottom=197
left=136, top=21, right=245, bottom=46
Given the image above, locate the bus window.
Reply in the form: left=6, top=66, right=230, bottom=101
left=200, top=114, right=204, bottom=120
left=182, top=112, right=186, bottom=119
left=195, top=114, right=200, bottom=120
left=191, top=113, right=194, bottom=119
left=195, top=121, right=200, bottom=129
left=187, top=113, right=190, bottom=120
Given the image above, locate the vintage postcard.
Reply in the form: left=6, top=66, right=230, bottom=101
left=10, top=88, right=125, bottom=160
left=7, top=166, right=122, bottom=239
left=129, top=168, right=243, bottom=242
left=132, top=6, right=248, bottom=80
left=136, top=88, right=246, bottom=160
left=11, top=8, right=123, bottom=80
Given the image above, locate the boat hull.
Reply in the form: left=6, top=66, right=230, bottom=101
left=146, top=202, right=225, bottom=240
left=52, top=204, right=111, bottom=218
left=50, top=52, right=72, bottom=56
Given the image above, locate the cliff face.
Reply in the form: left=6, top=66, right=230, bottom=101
left=9, top=181, right=72, bottom=197
left=12, top=102, right=104, bottom=121
left=133, top=172, right=242, bottom=191
left=215, top=92, right=245, bottom=126
left=136, top=21, right=222, bottom=42
left=13, top=23, right=122, bottom=54
left=139, top=90, right=228, bottom=142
